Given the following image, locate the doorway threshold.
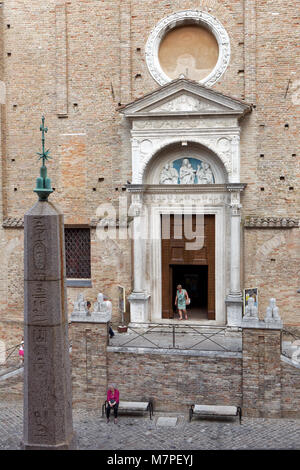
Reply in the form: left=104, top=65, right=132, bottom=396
left=129, top=319, right=226, bottom=328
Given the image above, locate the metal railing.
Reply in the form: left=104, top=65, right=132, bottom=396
left=109, top=323, right=241, bottom=353
left=281, top=328, right=300, bottom=361
left=0, top=342, right=23, bottom=373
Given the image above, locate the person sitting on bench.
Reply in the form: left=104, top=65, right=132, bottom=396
left=106, top=384, right=119, bottom=424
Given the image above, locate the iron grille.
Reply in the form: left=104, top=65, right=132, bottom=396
left=65, top=228, right=91, bottom=279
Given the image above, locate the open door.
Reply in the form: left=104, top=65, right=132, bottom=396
left=161, top=214, right=215, bottom=319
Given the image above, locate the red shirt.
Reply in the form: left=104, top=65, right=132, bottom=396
left=107, top=388, right=119, bottom=404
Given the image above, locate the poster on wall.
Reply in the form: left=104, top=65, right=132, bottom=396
left=243, top=288, right=258, bottom=314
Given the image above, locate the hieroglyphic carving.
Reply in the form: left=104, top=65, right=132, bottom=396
left=32, top=217, right=47, bottom=272
left=31, top=283, right=47, bottom=324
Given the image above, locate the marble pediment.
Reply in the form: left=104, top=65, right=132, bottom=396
left=120, top=78, right=251, bottom=117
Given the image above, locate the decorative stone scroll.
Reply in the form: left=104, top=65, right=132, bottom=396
left=244, top=217, right=299, bottom=228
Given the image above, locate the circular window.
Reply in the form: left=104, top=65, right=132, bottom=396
left=158, top=25, right=219, bottom=82
left=145, top=10, right=230, bottom=87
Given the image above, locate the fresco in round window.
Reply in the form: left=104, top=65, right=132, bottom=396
left=158, top=25, right=219, bottom=81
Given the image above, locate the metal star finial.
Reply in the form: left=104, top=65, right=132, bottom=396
left=37, top=115, right=52, bottom=166
left=34, top=116, right=53, bottom=201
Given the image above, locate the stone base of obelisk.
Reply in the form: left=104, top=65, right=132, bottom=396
left=22, top=432, right=77, bottom=450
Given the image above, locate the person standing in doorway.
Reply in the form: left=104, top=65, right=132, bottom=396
left=175, top=284, right=190, bottom=320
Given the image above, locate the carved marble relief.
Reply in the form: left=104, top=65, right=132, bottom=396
left=159, top=157, right=215, bottom=184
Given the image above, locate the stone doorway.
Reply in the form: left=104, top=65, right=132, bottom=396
left=161, top=214, right=215, bottom=320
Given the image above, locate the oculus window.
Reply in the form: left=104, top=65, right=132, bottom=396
left=158, top=25, right=219, bottom=82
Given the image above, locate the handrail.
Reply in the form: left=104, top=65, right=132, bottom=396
left=109, top=323, right=237, bottom=352
left=282, top=328, right=300, bottom=341
left=281, top=328, right=300, bottom=361
left=0, top=342, right=22, bottom=367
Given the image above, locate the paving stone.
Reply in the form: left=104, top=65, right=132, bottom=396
left=156, top=417, right=177, bottom=427
left=0, top=402, right=300, bottom=450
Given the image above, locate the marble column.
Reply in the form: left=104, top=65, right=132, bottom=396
left=133, top=215, right=143, bottom=293
left=226, top=187, right=244, bottom=327
left=23, top=201, right=75, bottom=449
left=128, top=191, right=150, bottom=323
left=229, top=204, right=242, bottom=296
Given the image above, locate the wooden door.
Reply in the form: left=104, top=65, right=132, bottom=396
left=161, top=214, right=215, bottom=319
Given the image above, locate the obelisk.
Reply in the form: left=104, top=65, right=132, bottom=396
left=23, top=117, right=75, bottom=449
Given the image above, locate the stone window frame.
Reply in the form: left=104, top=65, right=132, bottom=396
left=145, top=10, right=231, bottom=88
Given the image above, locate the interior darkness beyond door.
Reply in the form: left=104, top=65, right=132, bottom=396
left=172, top=265, right=208, bottom=320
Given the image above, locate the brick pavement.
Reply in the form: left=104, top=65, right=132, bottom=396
left=0, top=402, right=299, bottom=450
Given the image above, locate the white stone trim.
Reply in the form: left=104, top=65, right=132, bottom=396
left=107, top=346, right=242, bottom=359
left=131, top=134, right=240, bottom=184
left=148, top=202, right=227, bottom=325
left=145, top=10, right=231, bottom=87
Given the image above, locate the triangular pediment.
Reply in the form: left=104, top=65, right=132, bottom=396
left=119, top=78, right=251, bottom=117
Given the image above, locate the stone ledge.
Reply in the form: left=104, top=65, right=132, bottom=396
left=242, top=319, right=283, bottom=330
left=66, top=279, right=92, bottom=288
left=107, top=346, right=242, bottom=359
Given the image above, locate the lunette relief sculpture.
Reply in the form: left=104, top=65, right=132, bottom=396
left=159, top=157, right=214, bottom=184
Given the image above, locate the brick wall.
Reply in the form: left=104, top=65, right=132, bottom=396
left=107, top=350, right=242, bottom=412
left=0, top=1, right=299, bottom=346
left=2, top=322, right=300, bottom=420
left=281, top=360, right=300, bottom=418
left=71, top=321, right=108, bottom=409
left=242, top=328, right=282, bottom=417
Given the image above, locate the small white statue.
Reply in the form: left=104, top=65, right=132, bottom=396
left=72, top=293, right=88, bottom=315
left=93, top=293, right=112, bottom=320
left=103, top=300, right=112, bottom=316
left=244, top=296, right=258, bottom=319
left=265, top=298, right=281, bottom=322
left=93, top=293, right=104, bottom=313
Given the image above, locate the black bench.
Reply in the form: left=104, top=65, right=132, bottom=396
left=102, top=400, right=154, bottom=420
left=189, top=404, right=242, bottom=424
